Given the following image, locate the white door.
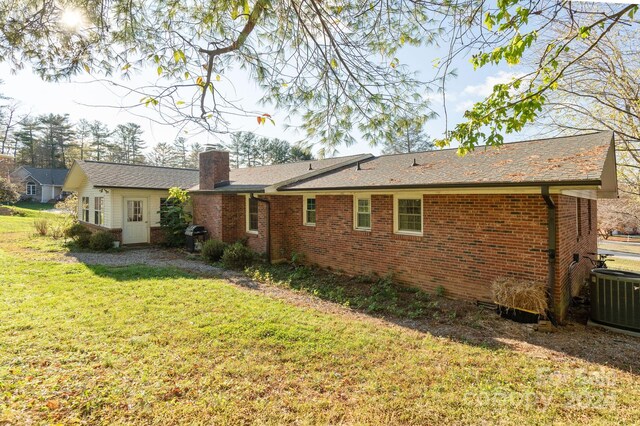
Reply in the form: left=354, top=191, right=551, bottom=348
left=123, top=198, right=149, bottom=244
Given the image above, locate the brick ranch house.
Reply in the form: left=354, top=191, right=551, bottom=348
left=191, top=132, right=618, bottom=321
left=63, top=160, right=198, bottom=244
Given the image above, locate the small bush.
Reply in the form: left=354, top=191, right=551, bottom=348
left=66, top=223, right=92, bottom=248
left=201, top=239, right=227, bottom=262
left=77, top=233, right=91, bottom=249
left=221, top=242, right=255, bottom=269
left=491, top=277, right=548, bottom=315
left=89, top=231, right=116, bottom=251
left=49, top=222, right=66, bottom=240
left=33, top=218, right=49, bottom=236
left=65, top=223, right=91, bottom=241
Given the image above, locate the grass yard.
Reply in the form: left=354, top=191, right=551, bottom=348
left=599, top=241, right=640, bottom=256
left=606, top=257, right=640, bottom=272
left=1, top=212, right=639, bottom=424
left=12, top=201, right=56, bottom=211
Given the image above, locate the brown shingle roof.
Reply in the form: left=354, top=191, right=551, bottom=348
left=281, top=132, right=614, bottom=191
left=76, top=160, right=199, bottom=190
left=192, top=154, right=372, bottom=192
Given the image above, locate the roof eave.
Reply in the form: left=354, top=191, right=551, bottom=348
left=93, top=185, right=194, bottom=191
left=190, top=188, right=267, bottom=194
left=277, top=179, right=603, bottom=192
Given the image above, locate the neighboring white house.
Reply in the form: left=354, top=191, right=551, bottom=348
left=9, top=166, right=69, bottom=202
left=63, top=160, right=199, bottom=244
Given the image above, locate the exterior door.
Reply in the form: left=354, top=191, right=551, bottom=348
left=123, top=198, right=148, bottom=244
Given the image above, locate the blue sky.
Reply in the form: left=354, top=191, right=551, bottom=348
left=0, top=31, right=526, bottom=157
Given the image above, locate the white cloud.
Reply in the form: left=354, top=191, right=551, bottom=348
left=452, top=70, right=524, bottom=113
left=455, top=100, right=475, bottom=113
left=462, top=70, right=523, bottom=97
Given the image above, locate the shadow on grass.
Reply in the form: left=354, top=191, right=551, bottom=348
left=84, top=263, right=198, bottom=282
left=245, top=262, right=640, bottom=375
left=61, top=245, right=640, bottom=375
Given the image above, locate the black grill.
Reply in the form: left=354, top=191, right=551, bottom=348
left=185, top=225, right=208, bottom=252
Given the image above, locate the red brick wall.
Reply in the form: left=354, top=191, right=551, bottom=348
left=150, top=226, right=165, bottom=245
left=191, top=193, right=269, bottom=254
left=191, top=191, right=596, bottom=320
left=199, top=151, right=230, bottom=189
left=555, top=196, right=598, bottom=319
left=82, top=222, right=123, bottom=242
left=268, top=194, right=550, bottom=303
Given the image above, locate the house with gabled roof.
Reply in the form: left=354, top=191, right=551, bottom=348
left=190, top=131, right=618, bottom=321
left=63, top=160, right=199, bottom=244
left=9, top=166, right=69, bottom=203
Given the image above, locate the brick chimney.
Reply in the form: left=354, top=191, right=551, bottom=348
left=199, top=150, right=230, bottom=190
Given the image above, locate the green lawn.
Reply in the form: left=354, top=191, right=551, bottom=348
left=1, top=213, right=639, bottom=424
left=599, top=241, right=640, bottom=256
left=13, top=201, right=56, bottom=211
left=607, top=257, right=640, bottom=272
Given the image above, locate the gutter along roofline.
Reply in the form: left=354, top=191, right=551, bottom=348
left=276, top=179, right=603, bottom=193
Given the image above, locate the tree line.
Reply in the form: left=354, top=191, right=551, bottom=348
left=0, top=107, right=323, bottom=170
left=0, top=110, right=203, bottom=169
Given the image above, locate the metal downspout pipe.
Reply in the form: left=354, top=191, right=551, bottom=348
left=541, top=186, right=557, bottom=322
left=250, top=194, right=271, bottom=263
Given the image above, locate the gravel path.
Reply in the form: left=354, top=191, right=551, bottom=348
left=64, top=247, right=261, bottom=288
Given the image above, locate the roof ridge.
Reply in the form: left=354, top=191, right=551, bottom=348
left=80, top=159, right=198, bottom=172
left=374, top=130, right=610, bottom=159
left=230, top=152, right=372, bottom=170
left=24, top=166, right=68, bottom=171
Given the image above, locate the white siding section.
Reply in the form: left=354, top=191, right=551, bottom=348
left=41, top=185, right=52, bottom=203
left=110, top=189, right=169, bottom=229
left=75, top=178, right=114, bottom=228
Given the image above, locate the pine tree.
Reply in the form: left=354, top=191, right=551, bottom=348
left=147, top=142, right=177, bottom=166
left=90, top=121, right=111, bottom=162
left=39, top=114, right=74, bottom=168
left=173, top=137, right=188, bottom=168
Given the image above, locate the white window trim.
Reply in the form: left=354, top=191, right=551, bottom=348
left=81, top=196, right=90, bottom=223
left=393, top=193, right=424, bottom=236
left=94, top=197, right=104, bottom=225
left=245, top=194, right=259, bottom=234
left=353, top=194, right=371, bottom=231
left=26, top=182, right=36, bottom=195
left=303, top=195, right=316, bottom=227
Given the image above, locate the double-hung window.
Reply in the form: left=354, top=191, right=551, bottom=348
left=247, top=196, right=259, bottom=233
left=26, top=182, right=36, bottom=196
left=82, top=197, right=90, bottom=222
left=396, top=196, right=422, bottom=234
left=304, top=196, right=316, bottom=226
left=354, top=196, right=371, bottom=230
left=94, top=197, right=104, bottom=225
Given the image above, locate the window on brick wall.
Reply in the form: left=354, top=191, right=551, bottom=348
left=576, top=198, right=582, bottom=238
left=395, top=195, right=423, bottom=235
left=246, top=196, right=259, bottom=233
left=354, top=196, right=371, bottom=230
left=587, top=199, right=592, bottom=233
left=82, top=196, right=90, bottom=222
left=304, top=196, right=316, bottom=226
